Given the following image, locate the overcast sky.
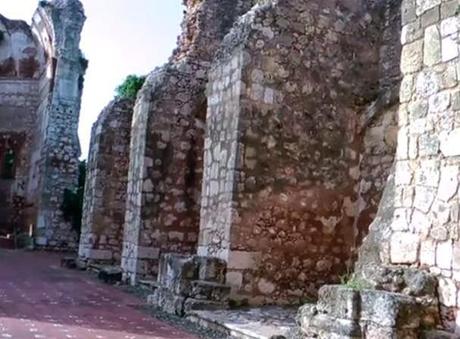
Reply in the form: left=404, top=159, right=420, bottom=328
left=0, top=0, right=183, bottom=158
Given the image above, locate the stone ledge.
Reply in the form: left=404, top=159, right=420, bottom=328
left=187, top=307, right=297, bottom=339
left=190, top=280, right=231, bottom=302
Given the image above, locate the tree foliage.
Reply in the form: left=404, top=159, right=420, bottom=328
left=115, top=75, right=146, bottom=100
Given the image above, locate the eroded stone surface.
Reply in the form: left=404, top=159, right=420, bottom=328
left=297, top=285, right=428, bottom=339
left=148, top=254, right=231, bottom=316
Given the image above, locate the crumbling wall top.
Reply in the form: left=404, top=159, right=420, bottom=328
left=0, top=14, right=43, bottom=79
left=171, top=0, right=255, bottom=62
left=34, top=0, right=86, bottom=59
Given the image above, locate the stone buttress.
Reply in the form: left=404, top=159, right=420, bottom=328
left=121, top=0, right=255, bottom=284
left=359, top=0, right=460, bottom=332
left=78, top=98, right=134, bottom=265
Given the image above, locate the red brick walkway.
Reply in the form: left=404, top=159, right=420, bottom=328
left=0, top=250, right=197, bottom=339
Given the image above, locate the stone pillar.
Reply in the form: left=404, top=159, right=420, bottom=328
left=198, top=0, right=395, bottom=304
left=121, top=0, right=254, bottom=284
left=395, top=0, right=460, bottom=330
left=79, top=98, right=134, bottom=264
left=31, top=0, right=86, bottom=249
left=359, top=0, right=460, bottom=331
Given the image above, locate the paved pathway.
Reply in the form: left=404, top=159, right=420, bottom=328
left=0, top=250, right=197, bottom=339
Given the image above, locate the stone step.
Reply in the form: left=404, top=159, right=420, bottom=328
left=184, top=297, right=228, bottom=313
left=421, top=330, right=460, bottom=339
left=60, top=256, right=77, bottom=269
left=97, top=266, right=122, bottom=284
left=148, top=287, right=228, bottom=317
left=187, top=307, right=297, bottom=339
left=190, top=280, right=231, bottom=302
left=0, top=237, right=14, bottom=249
left=139, top=279, right=159, bottom=291
left=187, top=313, right=259, bottom=339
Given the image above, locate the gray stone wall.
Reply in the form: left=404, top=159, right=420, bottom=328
left=359, top=0, right=460, bottom=331
left=79, top=98, right=134, bottom=264
left=198, top=0, right=399, bottom=304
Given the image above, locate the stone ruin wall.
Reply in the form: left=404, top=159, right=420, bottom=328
left=82, top=0, right=405, bottom=305
left=197, top=0, right=402, bottom=304
left=31, top=0, right=86, bottom=249
left=77, top=1, right=460, bottom=326
left=79, top=98, right=134, bottom=264
left=0, top=0, right=85, bottom=249
left=121, top=0, right=255, bottom=284
left=357, top=0, right=460, bottom=331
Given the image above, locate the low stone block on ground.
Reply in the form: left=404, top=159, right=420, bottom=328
left=187, top=307, right=297, bottom=339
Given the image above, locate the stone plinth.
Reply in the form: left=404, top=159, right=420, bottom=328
left=297, top=282, right=438, bottom=339
left=148, top=254, right=231, bottom=316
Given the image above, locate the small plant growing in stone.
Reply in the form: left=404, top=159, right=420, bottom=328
left=115, top=74, right=146, bottom=100
left=340, top=272, right=372, bottom=291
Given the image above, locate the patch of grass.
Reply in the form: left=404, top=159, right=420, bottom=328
left=228, top=298, right=250, bottom=309
left=340, top=273, right=372, bottom=291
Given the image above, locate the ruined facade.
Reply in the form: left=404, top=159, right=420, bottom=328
left=78, top=0, right=460, bottom=335
left=0, top=0, right=85, bottom=249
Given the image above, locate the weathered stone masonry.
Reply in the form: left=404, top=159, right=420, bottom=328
left=359, top=0, right=460, bottom=331
left=79, top=98, right=134, bottom=264
left=297, top=0, right=460, bottom=337
left=198, top=0, right=400, bottom=304
left=121, top=0, right=255, bottom=284
left=0, top=0, right=86, bottom=249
